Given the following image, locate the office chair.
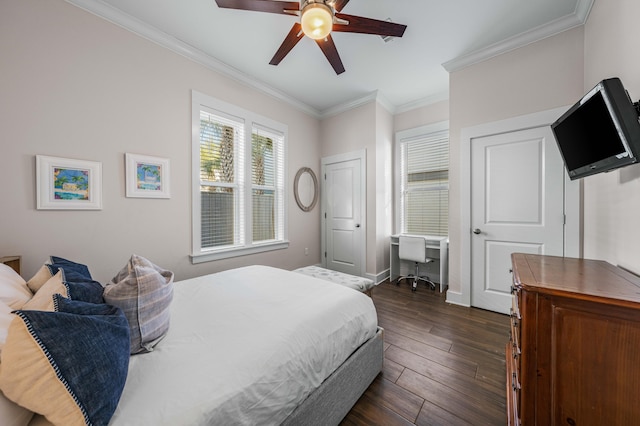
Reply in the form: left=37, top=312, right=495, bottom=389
left=398, top=235, right=436, bottom=292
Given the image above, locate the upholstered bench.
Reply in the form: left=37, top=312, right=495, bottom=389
left=293, top=265, right=376, bottom=296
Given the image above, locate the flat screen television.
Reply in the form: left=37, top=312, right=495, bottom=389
left=551, top=77, right=640, bottom=180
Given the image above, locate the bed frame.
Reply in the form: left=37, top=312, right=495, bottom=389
left=282, top=327, right=384, bottom=426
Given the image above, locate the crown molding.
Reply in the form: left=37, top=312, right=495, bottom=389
left=64, top=0, right=322, bottom=118
left=442, top=0, right=594, bottom=73
left=318, top=90, right=451, bottom=119
left=394, top=91, right=450, bottom=115
left=574, top=0, right=595, bottom=22
left=374, top=91, right=396, bottom=115
left=318, top=91, right=381, bottom=119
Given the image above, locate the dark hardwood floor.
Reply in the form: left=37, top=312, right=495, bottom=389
left=341, top=280, right=510, bottom=426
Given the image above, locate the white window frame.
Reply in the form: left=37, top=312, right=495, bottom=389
left=394, top=121, right=449, bottom=236
left=191, top=90, right=288, bottom=263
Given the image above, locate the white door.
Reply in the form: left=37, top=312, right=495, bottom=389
left=471, top=126, right=565, bottom=313
left=323, top=157, right=363, bottom=276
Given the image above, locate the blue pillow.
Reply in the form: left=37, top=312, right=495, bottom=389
left=0, top=296, right=130, bottom=426
left=49, top=256, right=92, bottom=280
left=46, top=259, right=104, bottom=304
left=68, top=279, right=104, bottom=304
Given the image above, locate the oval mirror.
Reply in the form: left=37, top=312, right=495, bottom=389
left=294, top=167, right=318, bottom=212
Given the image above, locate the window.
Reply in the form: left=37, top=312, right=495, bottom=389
left=192, top=91, right=287, bottom=262
left=396, top=122, right=449, bottom=237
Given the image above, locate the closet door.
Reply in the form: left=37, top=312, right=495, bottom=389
left=470, top=126, right=565, bottom=314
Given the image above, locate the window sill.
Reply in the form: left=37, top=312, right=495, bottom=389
left=190, top=241, right=289, bottom=264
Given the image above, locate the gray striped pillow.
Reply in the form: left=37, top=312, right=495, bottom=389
left=104, top=255, right=174, bottom=354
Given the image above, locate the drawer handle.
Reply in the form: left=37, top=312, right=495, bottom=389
left=510, top=307, right=521, bottom=321
left=511, top=372, right=521, bottom=391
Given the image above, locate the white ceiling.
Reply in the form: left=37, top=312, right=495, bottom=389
left=67, top=0, right=593, bottom=116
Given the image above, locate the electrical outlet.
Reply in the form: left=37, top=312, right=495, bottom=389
left=304, top=248, right=309, bottom=256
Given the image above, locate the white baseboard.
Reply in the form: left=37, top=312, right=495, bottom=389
left=366, top=269, right=389, bottom=285
left=445, top=290, right=470, bottom=307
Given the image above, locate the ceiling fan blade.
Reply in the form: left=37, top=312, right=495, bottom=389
left=215, top=0, right=299, bottom=15
left=269, top=23, right=304, bottom=65
left=332, top=0, right=350, bottom=12
left=316, top=34, right=345, bottom=75
left=333, top=13, right=407, bottom=37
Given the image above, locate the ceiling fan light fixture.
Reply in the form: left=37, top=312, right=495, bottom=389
left=301, top=2, right=333, bottom=40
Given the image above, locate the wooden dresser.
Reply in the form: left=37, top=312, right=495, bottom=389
left=508, top=253, right=640, bottom=426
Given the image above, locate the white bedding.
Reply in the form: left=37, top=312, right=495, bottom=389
left=104, top=265, right=378, bottom=426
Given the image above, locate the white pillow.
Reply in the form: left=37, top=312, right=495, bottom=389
left=0, top=302, right=13, bottom=354
left=0, top=265, right=32, bottom=310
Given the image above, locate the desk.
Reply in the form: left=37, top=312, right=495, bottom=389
left=390, top=235, right=448, bottom=292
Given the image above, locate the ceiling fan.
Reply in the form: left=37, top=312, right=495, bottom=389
left=214, top=0, right=407, bottom=75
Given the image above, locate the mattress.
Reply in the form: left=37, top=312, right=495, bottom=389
left=103, top=265, right=378, bottom=425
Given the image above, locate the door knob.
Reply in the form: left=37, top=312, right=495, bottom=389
left=473, top=228, right=482, bottom=234
left=355, top=224, right=361, bottom=228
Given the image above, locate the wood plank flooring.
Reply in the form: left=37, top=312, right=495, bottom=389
left=341, top=280, right=510, bottom=426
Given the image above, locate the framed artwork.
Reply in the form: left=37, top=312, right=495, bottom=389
left=125, top=153, right=170, bottom=198
left=36, top=155, right=102, bottom=210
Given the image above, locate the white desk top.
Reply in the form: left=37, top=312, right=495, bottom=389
left=391, top=234, right=449, bottom=243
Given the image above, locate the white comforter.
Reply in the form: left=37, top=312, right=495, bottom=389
left=108, top=265, right=378, bottom=426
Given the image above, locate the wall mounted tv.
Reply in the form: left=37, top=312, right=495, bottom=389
left=551, top=77, right=640, bottom=180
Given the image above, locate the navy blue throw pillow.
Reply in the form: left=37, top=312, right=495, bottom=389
left=0, top=296, right=130, bottom=426
left=47, top=263, right=91, bottom=283
left=47, top=258, right=104, bottom=304
left=50, top=256, right=93, bottom=280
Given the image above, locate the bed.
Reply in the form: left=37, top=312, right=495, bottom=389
left=0, top=259, right=382, bottom=426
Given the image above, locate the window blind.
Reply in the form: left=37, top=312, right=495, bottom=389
left=400, top=130, right=449, bottom=236
left=251, top=125, right=284, bottom=243
left=199, top=109, right=245, bottom=249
